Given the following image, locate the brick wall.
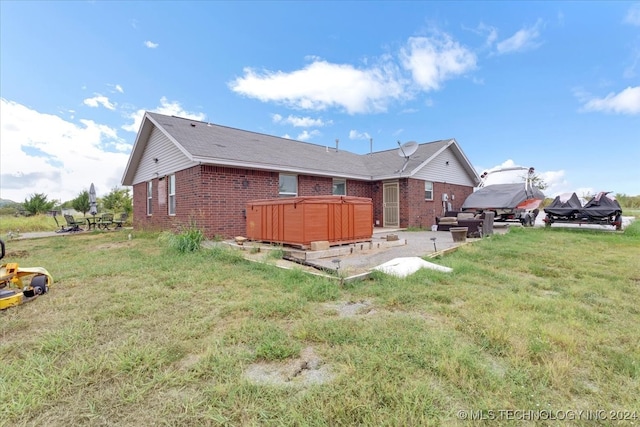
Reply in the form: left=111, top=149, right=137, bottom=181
left=299, top=175, right=332, bottom=195
left=401, top=178, right=474, bottom=229
left=134, top=166, right=377, bottom=238
left=132, top=166, right=472, bottom=237
left=435, top=181, right=474, bottom=213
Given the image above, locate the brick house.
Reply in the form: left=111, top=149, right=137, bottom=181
left=121, top=112, right=481, bottom=238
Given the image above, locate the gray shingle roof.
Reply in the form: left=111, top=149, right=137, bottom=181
left=361, top=140, right=452, bottom=177
left=144, top=112, right=462, bottom=181
left=148, top=112, right=372, bottom=178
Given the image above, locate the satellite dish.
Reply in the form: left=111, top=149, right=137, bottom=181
left=394, top=141, right=419, bottom=174
left=397, top=141, right=418, bottom=158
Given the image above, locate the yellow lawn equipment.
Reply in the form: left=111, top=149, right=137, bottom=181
left=0, top=239, right=53, bottom=310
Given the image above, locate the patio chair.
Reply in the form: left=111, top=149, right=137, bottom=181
left=97, top=213, right=114, bottom=230
left=63, top=214, right=84, bottom=232
left=113, top=213, right=128, bottom=229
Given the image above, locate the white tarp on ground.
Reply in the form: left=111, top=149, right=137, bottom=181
left=373, top=257, right=452, bottom=278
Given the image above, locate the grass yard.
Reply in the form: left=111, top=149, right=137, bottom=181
left=1, top=225, right=639, bottom=426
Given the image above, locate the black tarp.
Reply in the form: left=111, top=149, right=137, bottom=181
left=462, top=183, right=545, bottom=210
left=545, top=192, right=622, bottom=220
left=581, top=192, right=622, bottom=219
left=544, top=192, right=584, bottom=217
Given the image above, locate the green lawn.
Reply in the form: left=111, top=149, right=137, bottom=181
left=1, top=224, right=639, bottom=426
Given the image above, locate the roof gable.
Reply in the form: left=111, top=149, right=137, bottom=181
left=122, top=112, right=480, bottom=186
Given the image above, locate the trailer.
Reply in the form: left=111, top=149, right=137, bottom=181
left=543, top=191, right=623, bottom=230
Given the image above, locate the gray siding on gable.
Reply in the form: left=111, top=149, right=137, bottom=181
left=413, top=150, right=476, bottom=186
left=132, top=127, right=196, bottom=184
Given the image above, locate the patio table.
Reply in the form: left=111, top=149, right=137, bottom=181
left=85, top=217, right=97, bottom=230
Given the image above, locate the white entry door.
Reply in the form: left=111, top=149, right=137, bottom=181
left=383, top=182, right=399, bottom=228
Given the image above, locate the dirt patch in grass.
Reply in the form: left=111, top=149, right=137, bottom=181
left=322, top=299, right=375, bottom=317
left=244, top=346, right=334, bottom=387
left=5, top=250, right=29, bottom=258
left=91, top=241, right=136, bottom=251
left=175, top=353, right=202, bottom=371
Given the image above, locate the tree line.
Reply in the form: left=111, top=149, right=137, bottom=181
left=4, top=187, right=133, bottom=217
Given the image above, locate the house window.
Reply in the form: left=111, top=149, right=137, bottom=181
left=168, top=174, right=176, bottom=215
left=279, top=174, right=298, bottom=197
left=147, top=181, right=153, bottom=215
left=332, top=178, right=346, bottom=195
left=425, top=181, right=434, bottom=200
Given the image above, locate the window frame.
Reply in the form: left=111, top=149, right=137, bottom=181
left=168, top=174, right=176, bottom=216
left=424, top=181, right=434, bottom=201
left=332, top=178, right=346, bottom=195
left=147, top=181, right=153, bottom=215
left=279, top=173, right=298, bottom=197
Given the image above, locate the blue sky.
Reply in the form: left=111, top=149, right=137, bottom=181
left=1, top=1, right=639, bottom=203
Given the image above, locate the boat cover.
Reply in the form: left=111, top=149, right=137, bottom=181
left=462, top=183, right=545, bottom=210
left=544, top=192, right=584, bottom=216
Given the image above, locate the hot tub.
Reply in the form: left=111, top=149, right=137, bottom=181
left=246, top=196, right=373, bottom=248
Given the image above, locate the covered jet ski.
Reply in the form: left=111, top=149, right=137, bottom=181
left=544, top=192, right=623, bottom=230
left=461, top=167, right=545, bottom=226
left=543, top=192, right=584, bottom=219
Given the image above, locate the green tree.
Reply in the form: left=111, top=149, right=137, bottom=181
left=102, top=187, right=132, bottom=215
left=22, top=193, right=57, bottom=215
left=72, top=190, right=90, bottom=216
left=524, top=173, right=548, bottom=191
left=59, top=200, right=74, bottom=209
left=615, top=193, right=640, bottom=209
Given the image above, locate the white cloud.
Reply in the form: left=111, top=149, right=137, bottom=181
left=144, top=40, right=159, bottom=49
left=470, top=22, right=498, bottom=49
left=230, top=32, right=475, bottom=114
left=0, top=98, right=131, bottom=203
left=624, top=3, right=640, bottom=25
left=83, top=95, right=116, bottom=110
left=115, top=84, right=124, bottom=93
left=496, top=20, right=543, bottom=54
left=296, top=129, right=320, bottom=141
left=579, top=86, right=640, bottom=115
left=400, top=34, right=476, bottom=91
left=539, top=170, right=569, bottom=197
left=122, top=97, right=206, bottom=133
left=271, top=114, right=330, bottom=127
left=349, top=129, right=371, bottom=140
left=229, top=60, right=406, bottom=114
